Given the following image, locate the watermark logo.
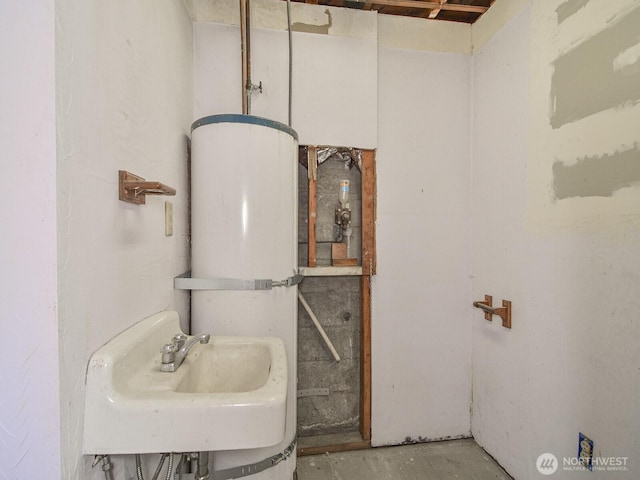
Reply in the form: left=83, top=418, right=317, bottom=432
left=536, top=453, right=558, bottom=475
left=536, top=452, right=629, bottom=474
left=564, top=456, right=629, bottom=472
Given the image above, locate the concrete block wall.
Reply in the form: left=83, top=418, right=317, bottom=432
left=297, top=277, right=361, bottom=436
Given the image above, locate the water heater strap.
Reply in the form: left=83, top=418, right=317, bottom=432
left=174, top=271, right=303, bottom=291
left=212, top=438, right=296, bottom=480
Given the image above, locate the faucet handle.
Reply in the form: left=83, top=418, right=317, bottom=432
left=172, top=333, right=187, bottom=350
left=161, top=343, right=177, bottom=364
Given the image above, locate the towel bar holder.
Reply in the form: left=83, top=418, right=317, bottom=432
left=119, top=170, right=176, bottom=205
left=473, top=295, right=512, bottom=329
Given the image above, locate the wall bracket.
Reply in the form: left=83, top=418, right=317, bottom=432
left=473, top=294, right=512, bottom=329
left=119, top=170, right=176, bottom=205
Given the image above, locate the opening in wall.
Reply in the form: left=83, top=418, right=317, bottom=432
left=297, top=145, right=376, bottom=455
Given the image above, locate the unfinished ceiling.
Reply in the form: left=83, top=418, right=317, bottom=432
left=286, top=0, right=494, bottom=23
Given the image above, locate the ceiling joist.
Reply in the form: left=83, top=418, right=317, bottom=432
left=284, top=0, right=492, bottom=23
left=428, top=0, right=447, bottom=19
left=344, top=0, right=487, bottom=13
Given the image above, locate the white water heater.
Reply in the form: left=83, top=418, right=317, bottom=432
left=190, top=114, right=298, bottom=479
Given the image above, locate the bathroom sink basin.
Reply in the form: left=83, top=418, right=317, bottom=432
left=176, top=342, right=273, bottom=394
left=83, top=311, right=287, bottom=455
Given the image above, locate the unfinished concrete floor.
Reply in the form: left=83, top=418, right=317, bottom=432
left=296, top=439, right=512, bottom=480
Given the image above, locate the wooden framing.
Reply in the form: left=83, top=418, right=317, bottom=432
left=299, top=439, right=371, bottom=457
left=428, top=0, right=447, bottom=19
left=299, top=146, right=376, bottom=453
left=361, top=150, right=377, bottom=276
left=280, top=0, right=487, bottom=14
left=359, top=149, right=375, bottom=442
left=359, top=274, right=372, bottom=441
left=359, top=0, right=486, bottom=12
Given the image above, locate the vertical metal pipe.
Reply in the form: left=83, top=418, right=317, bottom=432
left=246, top=0, right=252, bottom=115
left=195, top=452, right=210, bottom=480
left=239, top=0, right=248, bottom=115
left=101, top=455, right=115, bottom=480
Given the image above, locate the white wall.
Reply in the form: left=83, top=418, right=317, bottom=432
left=55, top=1, right=193, bottom=478
left=471, top=1, right=640, bottom=478
left=0, top=2, right=61, bottom=478
left=372, top=17, right=472, bottom=446
left=193, top=3, right=378, bottom=148
left=470, top=5, right=532, bottom=477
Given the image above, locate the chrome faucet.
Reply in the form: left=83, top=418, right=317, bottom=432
left=160, top=333, right=210, bottom=372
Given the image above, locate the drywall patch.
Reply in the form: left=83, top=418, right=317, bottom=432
left=613, top=42, right=640, bottom=73
left=292, top=9, right=332, bottom=35
left=550, top=6, right=640, bottom=129
left=553, top=145, right=640, bottom=199
left=556, top=0, right=590, bottom=25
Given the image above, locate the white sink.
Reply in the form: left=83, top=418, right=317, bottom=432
left=82, top=311, right=287, bottom=454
